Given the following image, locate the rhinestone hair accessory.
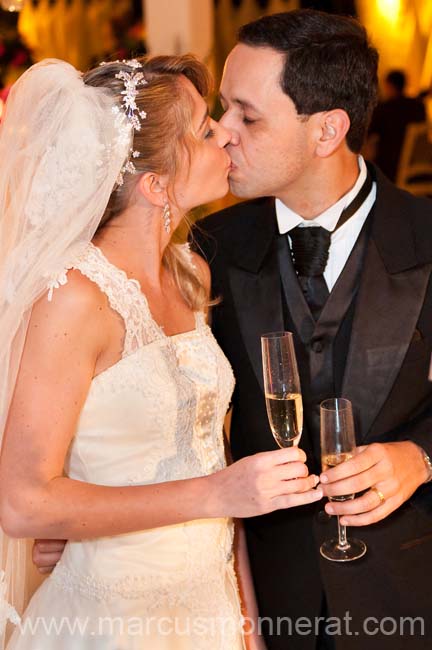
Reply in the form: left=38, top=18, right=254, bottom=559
left=100, top=59, right=148, bottom=186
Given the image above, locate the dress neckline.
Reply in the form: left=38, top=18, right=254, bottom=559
left=87, top=242, right=201, bottom=341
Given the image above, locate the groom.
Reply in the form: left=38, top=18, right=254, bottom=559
left=194, top=9, right=432, bottom=650
left=34, top=9, right=432, bottom=650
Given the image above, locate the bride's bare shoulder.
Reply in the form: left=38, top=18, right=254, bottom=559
left=29, top=268, right=109, bottom=352
left=36, top=268, right=106, bottom=314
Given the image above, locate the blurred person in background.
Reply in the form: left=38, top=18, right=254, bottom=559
left=368, top=69, right=426, bottom=181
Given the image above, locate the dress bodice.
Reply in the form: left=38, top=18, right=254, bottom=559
left=64, top=242, right=234, bottom=487
left=9, top=242, right=244, bottom=650
left=49, top=243, right=238, bottom=619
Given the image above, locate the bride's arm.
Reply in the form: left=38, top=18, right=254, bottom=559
left=0, top=271, right=321, bottom=541
left=0, top=272, right=210, bottom=540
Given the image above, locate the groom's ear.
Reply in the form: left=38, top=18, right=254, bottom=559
left=136, top=172, right=169, bottom=208
left=314, top=109, right=351, bottom=157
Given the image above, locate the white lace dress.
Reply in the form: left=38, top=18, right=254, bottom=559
left=8, top=243, right=244, bottom=650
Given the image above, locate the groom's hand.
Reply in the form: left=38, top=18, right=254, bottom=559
left=32, top=539, right=66, bottom=574
left=319, top=441, right=428, bottom=526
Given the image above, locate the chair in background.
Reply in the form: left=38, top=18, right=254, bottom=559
left=396, top=122, right=432, bottom=196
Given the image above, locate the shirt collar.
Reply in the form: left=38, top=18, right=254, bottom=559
left=275, top=156, right=367, bottom=235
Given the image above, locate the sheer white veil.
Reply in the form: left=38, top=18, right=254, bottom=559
left=0, top=58, right=131, bottom=646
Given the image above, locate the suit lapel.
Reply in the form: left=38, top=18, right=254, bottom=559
left=342, top=239, right=431, bottom=441
left=227, top=199, right=284, bottom=392
left=221, top=166, right=432, bottom=437
left=342, top=167, right=432, bottom=441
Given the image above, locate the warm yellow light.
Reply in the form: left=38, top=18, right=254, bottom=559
left=376, top=0, right=401, bottom=25
left=0, top=0, right=25, bottom=11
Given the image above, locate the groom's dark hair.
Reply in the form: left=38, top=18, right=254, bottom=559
left=238, top=9, right=378, bottom=153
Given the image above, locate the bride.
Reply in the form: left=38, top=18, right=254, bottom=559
left=0, top=55, right=322, bottom=649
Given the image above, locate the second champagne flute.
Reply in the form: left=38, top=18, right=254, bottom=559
left=320, top=397, right=367, bottom=562
left=261, top=331, right=303, bottom=448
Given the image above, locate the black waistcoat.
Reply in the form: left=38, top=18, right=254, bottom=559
left=277, top=216, right=372, bottom=470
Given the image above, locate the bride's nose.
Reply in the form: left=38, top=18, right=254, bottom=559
left=216, top=122, right=232, bottom=148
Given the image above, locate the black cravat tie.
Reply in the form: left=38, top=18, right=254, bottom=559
left=289, top=170, right=373, bottom=321
left=290, top=226, right=330, bottom=321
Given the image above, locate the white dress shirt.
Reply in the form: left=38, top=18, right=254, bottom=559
left=275, top=156, right=376, bottom=291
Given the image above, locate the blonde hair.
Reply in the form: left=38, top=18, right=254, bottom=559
left=83, top=55, right=213, bottom=311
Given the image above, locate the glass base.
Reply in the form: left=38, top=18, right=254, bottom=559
left=320, top=538, right=367, bottom=562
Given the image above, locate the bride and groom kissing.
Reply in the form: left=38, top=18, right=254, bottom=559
left=1, top=8, right=432, bottom=650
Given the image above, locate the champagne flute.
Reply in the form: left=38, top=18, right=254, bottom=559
left=320, top=397, right=367, bottom=562
left=261, top=331, right=303, bottom=448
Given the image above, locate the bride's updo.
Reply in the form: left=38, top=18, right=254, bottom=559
left=83, top=55, right=213, bottom=311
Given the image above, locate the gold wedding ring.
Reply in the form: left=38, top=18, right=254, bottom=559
left=370, top=486, right=385, bottom=506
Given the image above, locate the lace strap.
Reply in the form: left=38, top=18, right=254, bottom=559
left=71, top=243, right=163, bottom=355
left=195, top=311, right=207, bottom=329
left=46, top=242, right=205, bottom=354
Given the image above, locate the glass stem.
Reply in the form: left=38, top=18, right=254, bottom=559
left=337, top=516, right=350, bottom=550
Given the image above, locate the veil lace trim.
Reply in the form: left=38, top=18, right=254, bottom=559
left=0, top=59, right=131, bottom=647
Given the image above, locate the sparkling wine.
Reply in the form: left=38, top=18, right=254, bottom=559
left=322, top=452, right=354, bottom=501
left=265, top=392, right=303, bottom=448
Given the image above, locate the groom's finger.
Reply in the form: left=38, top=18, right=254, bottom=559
left=32, top=541, right=65, bottom=569
left=37, top=564, right=57, bottom=575
left=34, top=539, right=67, bottom=553
left=33, top=550, right=62, bottom=571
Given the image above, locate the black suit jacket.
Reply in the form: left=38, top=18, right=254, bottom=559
left=195, top=166, right=432, bottom=650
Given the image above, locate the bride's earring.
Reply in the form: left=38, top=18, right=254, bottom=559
left=162, top=202, right=171, bottom=234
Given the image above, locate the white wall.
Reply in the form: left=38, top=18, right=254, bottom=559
left=143, top=0, right=214, bottom=64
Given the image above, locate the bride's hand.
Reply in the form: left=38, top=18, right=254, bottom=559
left=32, top=539, right=66, bottom=574
left=206, top=447, right=322, bottom=518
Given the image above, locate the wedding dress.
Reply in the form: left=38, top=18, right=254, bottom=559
left=7, top=242, right=244, bottom=650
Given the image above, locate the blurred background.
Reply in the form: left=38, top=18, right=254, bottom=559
left=1, top=0, right=432, bottom=199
